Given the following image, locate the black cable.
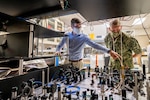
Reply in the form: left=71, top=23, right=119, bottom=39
left=81, top=21, right=88, bottom=24
left=120, top=16, right=133, bottom=21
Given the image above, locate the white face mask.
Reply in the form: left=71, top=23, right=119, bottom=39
left=73, top=27, right=81, bottom=34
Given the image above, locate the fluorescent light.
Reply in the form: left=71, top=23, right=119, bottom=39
left=0, top=32, right=9, bottom=35
left=132, top=17, right=146, bottom=25
left=81, top=25, right=86, bottom=28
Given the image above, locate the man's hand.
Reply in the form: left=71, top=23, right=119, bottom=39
left=55, top=51, right=61, bottom=56
left=109, top=50, right=122, bottom=60
left=132, top=53, right=141, bottom=58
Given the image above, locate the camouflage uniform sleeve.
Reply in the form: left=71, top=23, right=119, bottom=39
left=130, top=37, right=142, bottom=54
left=104, top=35, right=109, bottom=48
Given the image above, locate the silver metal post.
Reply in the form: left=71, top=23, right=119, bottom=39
left=29, top=24, right=34, bottom=57
left=19, top=58, right=23, bottom=75
left=58, top=86, right=61, bottom=100
left=66, top=36, right=69, bottom=62
left=47, top=67, right=50, bottom=84
left=134, top=73, right=138, bottom=100
left=11, top=87, right=17, bottom=99
left=42, top=69, right=45, bottom=94
left=146, top=81, right=150, bottom=100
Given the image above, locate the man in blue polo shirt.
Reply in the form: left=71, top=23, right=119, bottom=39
left=56, top=18, right=121, bottom=69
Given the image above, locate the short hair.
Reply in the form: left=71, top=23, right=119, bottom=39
left=71, top=18, right=81, bottom=26
left=110, top=19, right=121, bottom=27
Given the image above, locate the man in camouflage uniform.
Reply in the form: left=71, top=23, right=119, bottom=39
left=104, top=19, right=142, bottom=69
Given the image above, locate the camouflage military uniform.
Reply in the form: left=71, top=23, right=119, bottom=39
left=104, top=32, right=142, bottom=69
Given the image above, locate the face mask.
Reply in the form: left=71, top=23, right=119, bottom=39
left=112, top=31, right=121, bottom=38
left=73, top=27, right=81, bottom=34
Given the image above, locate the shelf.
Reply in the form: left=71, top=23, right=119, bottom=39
left=34, top=25, right=65, bottom=38
left=0, top=12, right=65, bottom=38
left=0, top=12, right=66, bottom=59
left=38, top=49, right=55, bottom=52
left=38, top=39, right=59, bottom=45
left=38, top=49, right=66, bottom=53
left=0, top=12, right=30, bottom=33
left=0, top=55, right=67, bottom=61
left=0, top=11, right=67, bottom=100
left=48, top=19, right=55, bottom=24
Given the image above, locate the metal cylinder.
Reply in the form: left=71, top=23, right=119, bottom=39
left=58, top=87, right=61, bottom=100
left=88, top=66, right=90, bottom=77
left=143, top=64, right=146, bottom=80
left=146, top=81, right=150, bottom=100
left=99, top=77, right=102, bottom=84
left=42, top=69, right=45, bottom=88
left=11, top=87, right=18, bottom=99
left=43, top=86, right=47, bottom=95
left=109, top=94, right=113, bottom=100
left=47, top=67, right=50, bottom=84
left=134, top=73, right=138, bottom=100
left=143, top=64, right=146, bottom=75
left=107, top=78, right=110, bottom=86
left=122, top=89, right=126, bottom=100
left=19, top=58, right=23, bottom=75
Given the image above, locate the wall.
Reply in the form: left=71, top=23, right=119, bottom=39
left=133, top=28, right=150, bottom=36
left=135, top=35, right=149, bottom=48
left=82, top=24, right=107, bottom=39
left=133, top=28, right=150, bottom=48
left=83, top=25, right=150, bottom=48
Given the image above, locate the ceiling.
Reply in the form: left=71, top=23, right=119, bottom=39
left=68, top=0, right=150, bottom=21
left=0, top=0, right=150, bottom=22
left=56, top=13, right=150, bottom=30
left=56, top=13, right=87, bottom=26
left=0, top=0, right=150, bottom=37
left=0, top=0, right=62, bottom=17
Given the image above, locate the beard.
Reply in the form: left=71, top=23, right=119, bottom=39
left=112, top=31, right=121, bottom=38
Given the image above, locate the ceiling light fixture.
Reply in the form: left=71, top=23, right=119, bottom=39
left=81, top=25, right=86, bottom=28
left=132, top=17, right=146, bottom=25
